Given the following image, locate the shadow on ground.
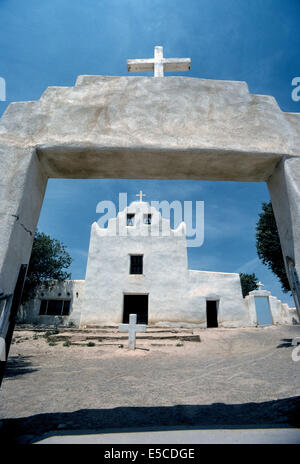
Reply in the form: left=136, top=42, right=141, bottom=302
left=277, top=339, right=295, bottom=348
left=1, top=396, right=300, bottom=443
left=3, top=355, right=38, bottom=379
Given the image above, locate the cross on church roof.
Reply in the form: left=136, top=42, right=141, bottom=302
left=127, top=46, right=191, bottom=77
left=136, top=190, right=146, bottom=202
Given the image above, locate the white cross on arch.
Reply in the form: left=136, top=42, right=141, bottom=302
left=127, top=46, right=191, bottom=77
left=119, top=314, right=147, bottom=350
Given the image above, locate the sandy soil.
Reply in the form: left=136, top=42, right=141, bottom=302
left=0, top=325, right=300, bottom=443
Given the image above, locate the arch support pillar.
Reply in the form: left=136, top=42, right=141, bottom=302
left=268, top=156, right=300, bottom=316
left=0, top=144, right=47, bottom=295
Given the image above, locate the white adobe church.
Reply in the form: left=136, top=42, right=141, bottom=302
left=18, top=194, right=299, bottom=328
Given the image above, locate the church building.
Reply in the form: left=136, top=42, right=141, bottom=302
left=18, top=197, right=299, bottom=328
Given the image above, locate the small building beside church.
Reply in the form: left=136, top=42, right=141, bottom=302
left=18, top=199, right=299, bottom=328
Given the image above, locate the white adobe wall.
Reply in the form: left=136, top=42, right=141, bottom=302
left=188, top=270, right=250, bottom=327
left=81, top=201, right=190, bottom=325
left=80, top=201, right=250, bottom=327
left=17, top=280, right=85, bottom=326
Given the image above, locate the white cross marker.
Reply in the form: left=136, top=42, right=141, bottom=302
left=119, top=314, right=147, bottom=350
left=127, top=46, right=191, bottom=77
left=136, top=190, right=146, bottom=202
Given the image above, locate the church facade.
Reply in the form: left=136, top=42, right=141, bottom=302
left=18, top=200, right=299, bottom=328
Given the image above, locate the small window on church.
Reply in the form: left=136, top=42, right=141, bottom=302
left=130, top=255, right=143, bottom=274
left=39, top=299, right=71, bottom=316
left=144, top=214, right=152, bottom=224
left=127, top=214, right=135, bottom=226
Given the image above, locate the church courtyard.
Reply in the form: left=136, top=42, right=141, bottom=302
left=0, top=324, right=300, bottom=443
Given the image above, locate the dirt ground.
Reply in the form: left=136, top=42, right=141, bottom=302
left=1, top=324, right=300, bottom=443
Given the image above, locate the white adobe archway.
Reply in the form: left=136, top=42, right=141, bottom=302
left=0, top=75, right=299, bottom=315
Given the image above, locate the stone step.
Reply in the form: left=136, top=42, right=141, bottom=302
left=49, top=333, right=201, bottom=343
left=13, top=327, right=201, bottom=346
left=16, top=326, right=195, bottom=335
left=83, top=325, right=194, bottom=333
left=65, top=338, right=188, bottom=347
left=60, top=330, right=195, bottom=336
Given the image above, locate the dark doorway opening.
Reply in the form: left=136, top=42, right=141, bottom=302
left=123, top=294, right=148, bottom=324
left=206, top=300, right=218, bottom=328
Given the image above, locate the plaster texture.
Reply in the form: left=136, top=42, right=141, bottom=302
left=0, top=75, right=299, bottom=315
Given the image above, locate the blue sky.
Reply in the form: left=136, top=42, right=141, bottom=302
left=0, top=0, right=299, bottom=305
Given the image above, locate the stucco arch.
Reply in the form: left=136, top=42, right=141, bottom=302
left=0, top=75, right=299, bottom=315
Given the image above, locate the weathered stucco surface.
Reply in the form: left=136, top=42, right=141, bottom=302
left=1, top=76, right=299, bottom=181
left=18, top=280, right=84, bottom=326
left=0, top=75, right=299, bottom=315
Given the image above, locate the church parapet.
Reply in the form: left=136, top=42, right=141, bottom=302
left=95, top=193, right=204, bottom=247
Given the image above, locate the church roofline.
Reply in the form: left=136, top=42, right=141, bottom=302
left=189, top=269, right=241, bottom=276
